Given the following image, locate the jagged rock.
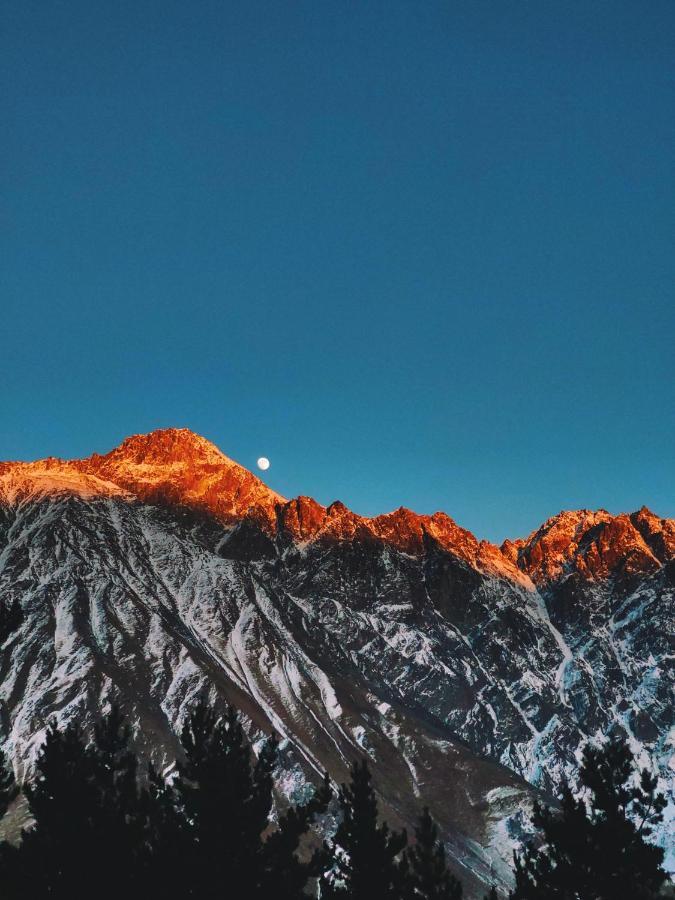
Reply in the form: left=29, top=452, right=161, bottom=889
left=0, top=428, right=672, bottom=894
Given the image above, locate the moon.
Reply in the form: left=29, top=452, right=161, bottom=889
left=257, top=457, right=270, bottom=471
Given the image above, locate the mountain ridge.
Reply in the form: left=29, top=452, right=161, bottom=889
left=0, top=427, right=672, bottom=895
left=1, top=427, right=672, bottom=589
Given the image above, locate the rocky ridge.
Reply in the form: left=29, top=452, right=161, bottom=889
left=0, top=428, right=672, bottom=894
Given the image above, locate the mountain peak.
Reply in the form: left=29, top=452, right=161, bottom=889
left=506, top=507, right=673, bottom=584
left=0, top=429, right=284, bottom=525
left=0, top=432, right=672, bottom=589
left=78, top=428, right=284, bottom=525
left=93, top=427, right=226, bottom=466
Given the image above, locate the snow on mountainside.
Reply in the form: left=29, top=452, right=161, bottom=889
left=0, top=428, right=284, bottom=524
left=502, top=507, right=675, bottom=584
left=0, top=428, right=672, bottom=893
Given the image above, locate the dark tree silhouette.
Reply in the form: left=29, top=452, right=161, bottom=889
left=174, top=701, right=276, bottom=896
left=320, top=759, right=407, bottom=900
left=403, top=807, right=462, bottom=899
left=91, top=707, right=144, bottom=884
left=0, top=746, right=20, bottom=899
left=135, top=760, right=186, bottom=898
left=259, top=771, right=332, bottom=899
left=0, top=703, right=477, bottom=900
left=19, top=709, right=144, bottom=900
left=1, top=701, right=334, bottom=899
left=175, top=699, right=330, bottom=898
left=21, top=720, right=105, bottom=898
left=511, top=734, right=668, bottom=900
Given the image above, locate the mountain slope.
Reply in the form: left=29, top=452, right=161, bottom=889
left=0, top=429, right=672, bottom=892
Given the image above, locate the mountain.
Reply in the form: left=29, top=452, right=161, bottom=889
left=0, top=428, right=672, bottom=895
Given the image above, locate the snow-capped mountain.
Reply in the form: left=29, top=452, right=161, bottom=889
left=0, top=429, right=672, bottom=895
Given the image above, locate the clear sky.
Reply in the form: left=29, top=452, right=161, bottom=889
left=2, top=1, right=673, bottom=542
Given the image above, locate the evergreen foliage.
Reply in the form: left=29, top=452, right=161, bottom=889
left=320, top=758, right=407, bottom=900
left=0, top=745, right=19, bottom=899
left=175, top=701, right=269, bottom=896
left=259, top=770, right=332, bottom=899
left=134, top=759, right=186, bottom=897
left=18, top=710, right=141, bottom=899
left=176, top=701, right=332, bottom=898
left=510, top=734, right=668, bottom=900
left=20, top=719, right=111, bottom=897
left=403, top=807, right=462, bottom=899
left=0, top=702, right=333, bottom=899
left=0, top=704, right=667, bottom=900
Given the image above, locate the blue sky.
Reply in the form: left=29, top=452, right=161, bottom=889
left=1, top=1, right=673, bottom=542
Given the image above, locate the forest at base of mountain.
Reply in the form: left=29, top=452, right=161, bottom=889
left=0, top=702, right=669, bottom=900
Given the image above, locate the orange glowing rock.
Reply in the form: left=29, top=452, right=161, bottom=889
left=0, top=428, right=672, bottom=589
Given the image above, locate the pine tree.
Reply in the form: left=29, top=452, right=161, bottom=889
left=20, top=708, right=146, bottom=900
left=91, top=706, right=144, bottom=888
left=175, top=699, right=331, bottom=899
left=0, top=746, right=20, bottom=900
left=174, top=700, right=279, bottom=897
left=135, top=760, right=186, bottom=900
left=320, top=759, right=407, bottom=900
left=21, top=720, right=102, bottom=898
left=511, top=734, right=668, bottom=900
left=484, top=888, right=499, bottom=900
left=404, top=807, right=462, bottom=899
left=259, top=771, right=332, bottom=900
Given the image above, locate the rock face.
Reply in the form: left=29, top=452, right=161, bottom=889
left=503, top=507, right=674, bottom=584
left=0, top=429, right=672, bottom=894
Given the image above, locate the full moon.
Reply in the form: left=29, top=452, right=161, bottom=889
left=257, top=457, right=270, bottom=471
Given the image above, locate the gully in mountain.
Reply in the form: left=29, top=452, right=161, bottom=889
left=0, top=430, right=672, bottom=897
